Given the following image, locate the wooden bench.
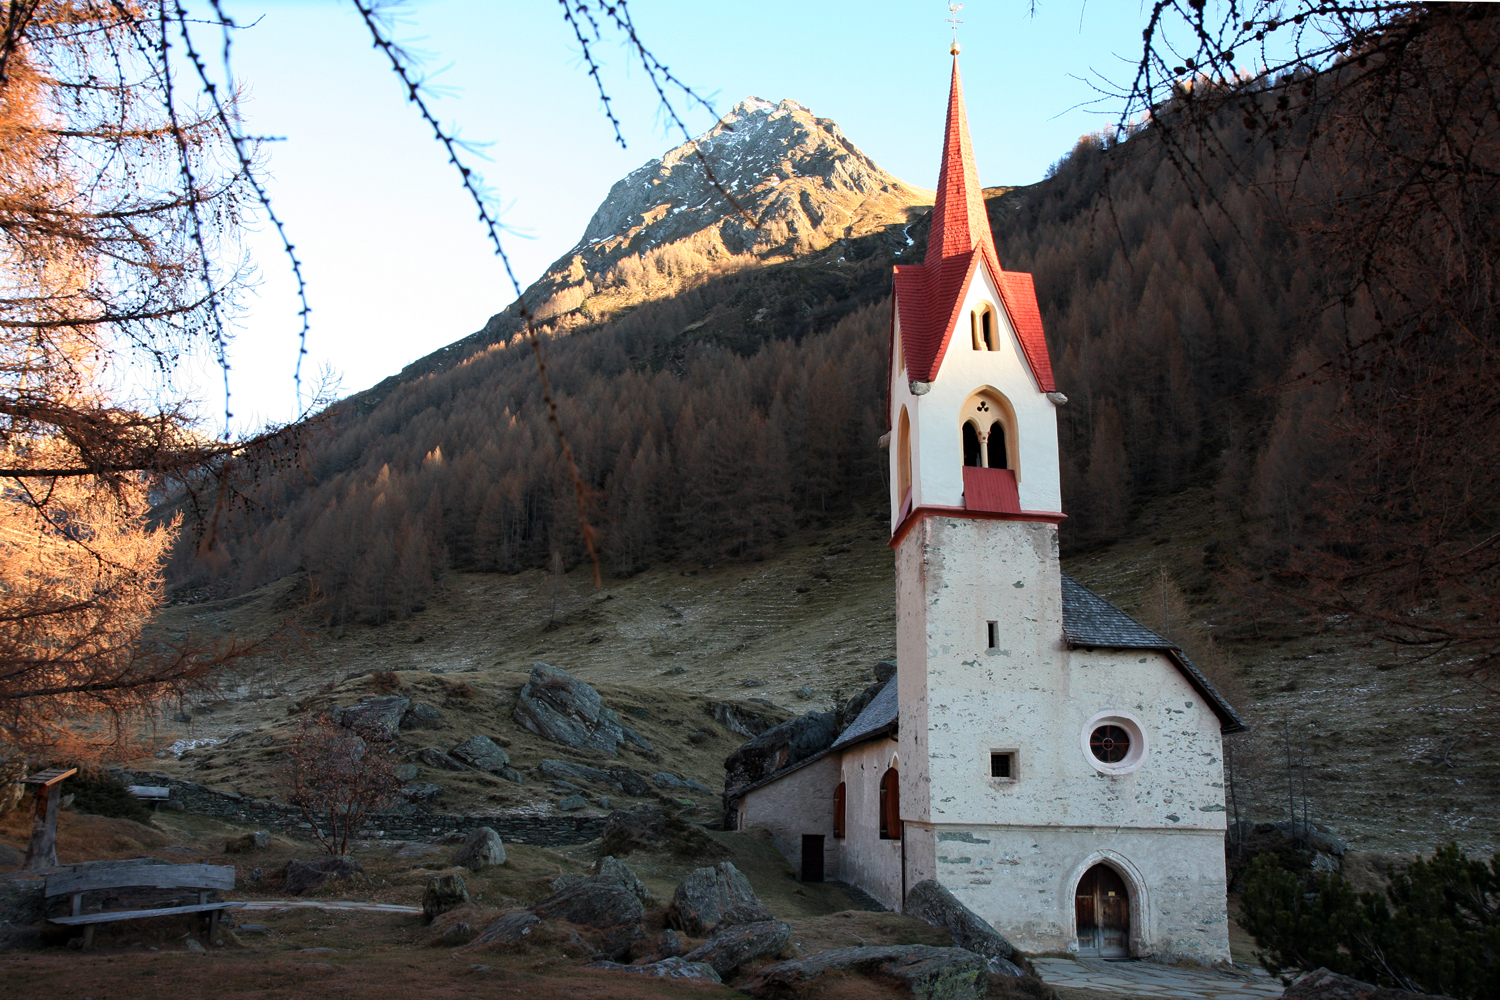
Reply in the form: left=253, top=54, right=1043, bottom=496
left=44, top=863, right=242, bottom=947
left=125, top=786, right=170, bottom=810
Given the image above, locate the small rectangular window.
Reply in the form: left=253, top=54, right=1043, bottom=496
left=986, top=621, right=999, bottom=648
left=990, top=751, right=1017, bottom=780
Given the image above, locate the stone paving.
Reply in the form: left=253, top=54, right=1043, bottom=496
left=1033, top=956, right=1283, bottom=1000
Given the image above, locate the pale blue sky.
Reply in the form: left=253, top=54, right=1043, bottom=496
left=185, top=1, right=1160, bottom=427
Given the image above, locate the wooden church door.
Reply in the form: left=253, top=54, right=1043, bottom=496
left=1075, top=864, right=1130, bottom=958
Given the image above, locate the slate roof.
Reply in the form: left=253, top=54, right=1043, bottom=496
left=828, top=675, right=899, bottom=752
left=1061, top=574, right=1174, bottom=648
left=891, top=59, right=1055, bottom=392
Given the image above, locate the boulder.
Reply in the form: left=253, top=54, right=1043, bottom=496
left=1282, top=968, right=1449, bottom=1000
left=836, top=673, right=895, bottom=732
left=741, top=945, right=988, bottom=1000
left=612, top=769, right=653, bottom=797
left=682, top=918, right=792, bottom=977
left=467, top=911, right=540, bottom=947
left=653, top=772, right=714, bottom=794
left=400, top=702, right=441, bottom=729
left=452, top=827, right=506, bottom=871
left=400, top=782, right=442, bottom=804
left=437, top=921, right=473, bottom=946
left=540, top=758, right=613, bottom=784
left=529, top=872, right=644, bottom=959
left=419, top=748, right=471, bottom=772
left=497, top=766, right=526, bottom=784
left=513, top=662, right=650, bottom=756
left=593, top=855, right=650, bottom=903
left=451, top=736, right=510, bottom=773
left=422, top=873, right=469, bottom=922
left=223, top=830, right=271, bottom=853
left=656, top=927, right=685, bottom=958
left=557, top=794, right=588, bottom=811
left=722, top=711, right=839, bottom=799
left=708, top=701, right=782, bottom=737
left=903, top=879, right=1024, bottom=973
left=335, top=695, right=410, bottom=741
left=587, top=957, right=722, bottom=983
left=670, top=861, right=772, bottom=936
left=283, top=856, right=365, bottom=896
left=393, top=764, right=421, bottom=782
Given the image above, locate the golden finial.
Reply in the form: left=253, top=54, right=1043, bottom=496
left=947, top=3, right=963, bottom=55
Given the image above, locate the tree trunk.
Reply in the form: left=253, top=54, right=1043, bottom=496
left=23, top=785, right=61, bottom=870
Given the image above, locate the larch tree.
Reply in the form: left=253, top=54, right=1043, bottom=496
left=0, top=1, right=273, bottom=763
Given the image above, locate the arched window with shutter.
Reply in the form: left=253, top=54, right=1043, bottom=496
left=833, top=782, right=846, bottom=839
left=878, top=768, right=901, bottom=840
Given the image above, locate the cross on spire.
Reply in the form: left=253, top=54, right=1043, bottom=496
left=947, top=3, right=963, bottom=55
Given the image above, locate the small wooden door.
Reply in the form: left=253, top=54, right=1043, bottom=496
left=801, top=834, right=825, bottom=882
left=1075, top=864, right=1129, bottom=958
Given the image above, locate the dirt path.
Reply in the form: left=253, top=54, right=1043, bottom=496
left=238, top=900, right=420, bottom=914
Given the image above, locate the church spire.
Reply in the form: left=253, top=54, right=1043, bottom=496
left=925, top=57, right=997, bottom=270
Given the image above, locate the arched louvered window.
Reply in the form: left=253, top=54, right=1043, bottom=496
left=987, top=420, right=1007, bottom=470
left=878, top=768, right=901, bottom=840
left=833, top=782, right=846, bottom=839
left=962, top=421, right=982, bottom=467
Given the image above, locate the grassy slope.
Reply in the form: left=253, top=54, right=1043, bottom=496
left=146, top=493, right=1497, bottom=857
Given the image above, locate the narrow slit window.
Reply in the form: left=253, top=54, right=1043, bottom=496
left=987, top=621, right=999, bottom=648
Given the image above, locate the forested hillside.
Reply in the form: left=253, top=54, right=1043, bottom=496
left=172, top=95, right=1329, bottom=624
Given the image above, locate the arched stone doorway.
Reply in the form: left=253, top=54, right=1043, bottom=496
left=1075, top=863, right=1130, bottom=958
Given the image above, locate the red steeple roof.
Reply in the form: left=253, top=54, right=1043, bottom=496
left=893, top=58, right=1055, bottom=392
left=926, top=59, right=996, bottom=269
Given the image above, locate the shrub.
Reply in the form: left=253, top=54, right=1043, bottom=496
left=1239, top=845, right=1500, bottom=999
left=67, top=769, right=152, bottom=825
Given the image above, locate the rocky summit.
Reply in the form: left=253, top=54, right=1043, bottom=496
left=507, top=96, right=928, bottom=327
left=371, top=98, right=929, bottom=395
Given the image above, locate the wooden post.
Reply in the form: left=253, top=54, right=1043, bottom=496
left=21, top=768, right=77, bottom=871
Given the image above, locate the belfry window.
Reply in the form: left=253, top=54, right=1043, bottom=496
left=987, top=421, right=1007, bottom=470
left=962, top=422, right=982, bottom=467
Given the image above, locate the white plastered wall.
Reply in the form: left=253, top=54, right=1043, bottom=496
left=834, top=740, right=905, bottom=910
left=894, top=513, right=1230, bottom=962
left=889, top=264, right=1063, bottom=534
left=736, top=754, right=841, bottom=881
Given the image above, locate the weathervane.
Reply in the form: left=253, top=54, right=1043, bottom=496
left=947, top=2, right=963, bottom=55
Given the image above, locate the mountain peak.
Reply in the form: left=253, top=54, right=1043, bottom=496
left=552, top=97, right=928, bottom=312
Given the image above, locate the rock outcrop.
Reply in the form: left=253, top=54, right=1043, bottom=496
left=528, top=865, right=645, bottom=959
left=669, top=861, right=773, bottom=935
left=1282, top=968, right=1449, bottom=1000
left=450, top=736, right=510, bottom=773
left=741, top=945, right=988, bottom=1000
left=682, top=918, right=792, bottom=977
left=332, top=696, right=409, bottom=741
left=588, top=957, right=723, bottom=983
left=422, top=873, right=469, bottom=922
left=903, top=879, right=1027, bottom=976
left=512, top=663, right=650, bottom=757
left=452, top=827, right=507, bottom=871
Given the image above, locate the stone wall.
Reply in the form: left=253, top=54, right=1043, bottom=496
left=114, top=770, right=608, bottom=846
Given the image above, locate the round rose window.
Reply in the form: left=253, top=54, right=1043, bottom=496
left=1089, top=725, right=1131, bottom=764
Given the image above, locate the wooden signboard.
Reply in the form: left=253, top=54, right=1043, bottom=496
left=22, top=767, right=77, bottom=871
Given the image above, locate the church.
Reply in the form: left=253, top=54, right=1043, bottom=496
left=733, top=53, right=1244, bottom=964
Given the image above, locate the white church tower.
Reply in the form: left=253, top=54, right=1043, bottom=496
left=885, top=54, right=1240, bottom=962
left=733, top=51, right=1244, bottom=965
